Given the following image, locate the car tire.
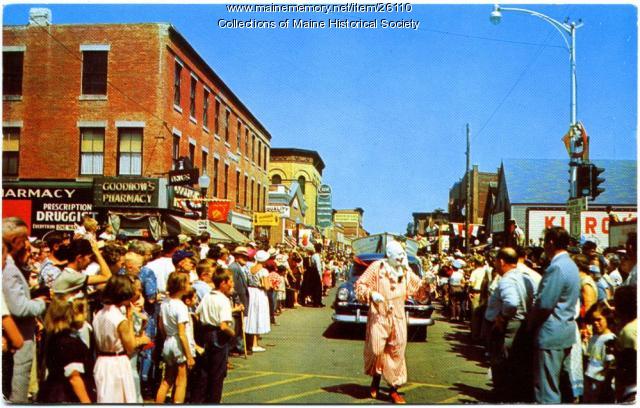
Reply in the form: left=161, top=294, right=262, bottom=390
left=409, top=325, right=427, bottom=342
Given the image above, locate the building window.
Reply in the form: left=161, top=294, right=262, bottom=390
left=257, top=184, right=261, bottom=212
left=189, top=76, right=197, bottom=118
left=257, top=140, right=262, bottom=167
left=214, top=99, right=220, bottom=135
left=251, top=134, right=256, bottom=161
left=262, top=186, right=266, bottom=212
left=2, top=127, right=19, bottom=177
left=82, top=51, right=108, bottom=95
left=263, top=146, right=268, bottom=170
left=189, top=143, right=195, bottom=164
left=118, top=128, right=142, bottom=175
left=3, top=51, right=23, bottom=96
left=213, top=157, right=219, bottom=197
left=224, top=110, right=230, bottom=142
left=250, top=179, right=255, bottom=210
left=173, top=61, right=182, bottom=107
left=298, top=176, right=306, bottom=194
left=236, top=170, right=241, bottom=205
left=202, top=151, right=208, bottom=175
left=272, top=174, right=282, bottom=185
left=244, top=127, right=249, bottom=156
left=244, top=175, right=248, bottom=207
left=236, top=119, right=241, bottom=151
left=203, top=90, right=209, bottom=129
left=80, top=127, right=104, bottom=175
left=172, top=134, right=180, bottom=162
left=224, top=164, right=229, bottom=199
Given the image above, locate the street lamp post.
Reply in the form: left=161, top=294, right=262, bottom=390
left=198, top=170, right=211, bottom=224
left=490, top=4, right=583, bottom=199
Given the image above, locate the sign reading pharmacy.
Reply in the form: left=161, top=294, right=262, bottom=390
left=93, top=178, right=159, bottom=207
left=2, top=183, right=94, bottom=237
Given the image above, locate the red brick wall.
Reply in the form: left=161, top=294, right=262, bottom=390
left=3, top=22, right=270, bottom=216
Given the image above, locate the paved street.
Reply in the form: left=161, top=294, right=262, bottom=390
left=222, top=289, right=492, bottom=404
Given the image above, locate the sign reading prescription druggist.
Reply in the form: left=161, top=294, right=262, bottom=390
left=2, top=184, right=94, bottom=236
left=93, top=178, right=159, bottom=207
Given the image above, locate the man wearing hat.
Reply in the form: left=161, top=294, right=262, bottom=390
left=172, top=250, right=197, bottom=282
left=448, top=259, right=466, bottom=322
left=228, top=246, right=250, bottom=356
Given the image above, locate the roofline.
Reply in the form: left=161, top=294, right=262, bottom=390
left=270, top=148, right=325, bottom=171
left=168, top=25, right=271, bottom=140
left=4, top=21, right=272, bottom=140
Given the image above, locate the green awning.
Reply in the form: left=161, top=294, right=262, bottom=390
left=212, top=222, right=248, bottom=243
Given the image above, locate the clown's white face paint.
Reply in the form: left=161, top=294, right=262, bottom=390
left=386, top=241, right=406, bottom=269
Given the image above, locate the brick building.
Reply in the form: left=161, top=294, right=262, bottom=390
left=268, top=148, right=325, bottom=228
left=448, top=165, right=498, bottom=226
left=2, top=9, right=270, bottom=238
left=333, top=208, right=367, bottom=239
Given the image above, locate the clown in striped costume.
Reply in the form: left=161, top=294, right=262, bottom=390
left=355, top=240, right=429, bottom=404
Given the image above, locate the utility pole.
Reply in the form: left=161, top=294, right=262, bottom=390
left=465, top=124, right=471, bottom=254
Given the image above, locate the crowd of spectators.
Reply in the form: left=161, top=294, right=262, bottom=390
left=1, top=215, right=348, bottom=403
left=421, top=227, right=637, bottom=403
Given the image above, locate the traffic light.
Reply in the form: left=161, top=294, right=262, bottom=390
left=576, top=163, right=592, bottom=198
left=590, top=164, right=605, bottom=200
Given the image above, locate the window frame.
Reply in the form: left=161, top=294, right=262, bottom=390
left=3, top=50, right=24, bottom=96
left=117, top=127, right=143, bottom=176
left=2, top=126, right=20, bottom=177
left=81, top=50, right=108, bottom=96
left=189, top=75, right=197, bottom=120
left=173, top=60, right=183, bottom=108
left=79, top=127, right=105, bottom=176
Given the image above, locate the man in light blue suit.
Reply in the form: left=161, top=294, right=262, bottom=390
left=529, top=226, right=581, bottom=403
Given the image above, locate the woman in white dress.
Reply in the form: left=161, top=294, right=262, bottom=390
left=245, top=250, right=271, bottom=352
left=93, top=275, right=150, bottom=403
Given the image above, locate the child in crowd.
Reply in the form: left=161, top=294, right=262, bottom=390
left=276, top=265, right=288, bottom=314
left=38, top=295, right=96, bottom=403
left=156, top=272, right=195, bottom=403
left=93, top=275, right=149, bottom=403
left=583, top=303, right=616, bottom=403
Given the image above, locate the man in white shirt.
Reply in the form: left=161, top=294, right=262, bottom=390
left=194, top=271, right=237, bottom=403
left=468, top=256, right=488, bottom=342
left=606, top=254, right=623, bottom=286
left=146, top=236, right=179, bottom=294
left=516, top=247, right=542, bottom=290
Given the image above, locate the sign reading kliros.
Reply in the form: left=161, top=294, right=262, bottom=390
left=93, top=177, right=159, bottom=207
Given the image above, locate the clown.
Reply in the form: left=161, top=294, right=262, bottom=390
left=354, top=240, right=429, bottom=404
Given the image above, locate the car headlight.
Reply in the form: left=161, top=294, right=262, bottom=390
left=337, top=288, right=350, bottom=301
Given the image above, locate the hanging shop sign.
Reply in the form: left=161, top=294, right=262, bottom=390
left=208, top=200, right=232, bottom=222
left=2, top=184, right=94, bottom=236
left=93, top=178, right=159, bottom=207
left=266, top=205, right=291, bottom=218
left=253, top=212, right=280, bottom=227
left=168, top=168, right=199, bottom=186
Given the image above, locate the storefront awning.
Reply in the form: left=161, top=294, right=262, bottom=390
left=212, top=222, right=248, bottom=243
left=166, top=215, right=249, bottom=244
left=166, top=215, right=232, bottom=243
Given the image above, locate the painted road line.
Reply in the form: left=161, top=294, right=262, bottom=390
left=437, top=395, right=460, bottom=403
left=225, top=372, right=272, bottom=384
left=267, top=388, right=325, bottom=403
left=224, top=375, right=313, bottom=397
left=233, top=369, right=450, bottom=389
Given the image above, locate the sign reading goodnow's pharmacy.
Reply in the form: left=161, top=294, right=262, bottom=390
left=93, top=178, right=159, bottom=207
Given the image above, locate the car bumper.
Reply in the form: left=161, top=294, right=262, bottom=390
left=332, top=303, right=435, bottom=326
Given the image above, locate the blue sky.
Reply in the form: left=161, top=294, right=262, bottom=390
left=4, top=3, right=637, bottom=234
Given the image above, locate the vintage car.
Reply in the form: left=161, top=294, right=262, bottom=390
left=331, top=234, right=435, bottom=340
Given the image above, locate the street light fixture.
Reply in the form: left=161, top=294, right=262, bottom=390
left=198, top=170, right=211, bottom=221
left=490, top=4, right=584, bottom=198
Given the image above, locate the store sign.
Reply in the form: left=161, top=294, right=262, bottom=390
left=317, top=184, right=333, bottom=228
left=253, top=212, right=280, bottom=226
left=2, top=185, right=94, bottom=237
left=266, top=205, right=291, bottom=218
left=334, top=213, right=359, bottom=224
left=527, top=209, right=637, bottom=249
left=170, top=185, right=203, bottom=215
left=94, top=178, right=159, bottom=207
left=168, top=168, right=199, bottom=186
